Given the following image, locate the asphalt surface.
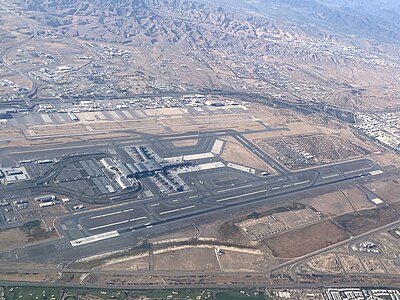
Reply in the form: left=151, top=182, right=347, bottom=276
left=0, top=128, right=394, bottom=267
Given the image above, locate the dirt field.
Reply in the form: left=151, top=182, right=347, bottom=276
left=221, top=136, right=273, bottom=171
left=307, top=253, right=342, bottom=273
left=335, top=204, right=399, bottom=236
left=343, top=188, right=375, bottom=211
left=29, top=124, right=87, bottom=135
left=153, top=247, right=220, bottom=271
left=264, top=220, right=348, bottom=258
left=364, top=179, right=400, bottom=203
left=101, top=254, right=149, bottom=271
left=338, top=254, right=365, bottom=273
left=382, top=258, right=400, bottom=275
left=361, top=257, right=386, bottom=273
left=307, top=191, right=354, bottom=217
left=218, top=250, right=268, bottom=272
left=0, top=227, right=29, bottom=251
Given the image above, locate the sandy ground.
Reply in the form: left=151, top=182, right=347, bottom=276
left=306, top=191, right=354, bottom=217
left=364, top=179, right=400, bottom=203
left=338, top=254, right=365, bottom=273
left=0, top=227, right=29, bottom=251
left=264, top=220, right=348, bottom=258
left=382, top=258, right=400, bottom=275
left=220, top=136, right=275, bottom=172
left=219, top=250, right=268, bottom=272
left=307, top=253, right=342, bottom=274
left=361, top=257, right=386, bottom=273
left=153, top=247, right=220, bottom=271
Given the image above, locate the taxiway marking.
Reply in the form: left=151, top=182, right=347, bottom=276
left=88, top=216, right=147, bottom=231
left=90, top=209, right=133, bottom=220
left=344, top=167, right=372, bottom=175
left=216, top=184, right=253, bottom=193
left=159, top=205, right=196, bottom=216
left=322, top=174, right=340, bottom=179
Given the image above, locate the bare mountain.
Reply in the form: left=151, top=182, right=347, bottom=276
left=4, top=0, right=400, bottom=110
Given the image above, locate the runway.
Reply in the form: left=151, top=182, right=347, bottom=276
left=58, top=158, right=383, bottom=245
left=0, top=127, right=394, bottom=266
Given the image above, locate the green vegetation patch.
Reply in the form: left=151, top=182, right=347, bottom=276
left=216, top=290, right=265, bottom=300
left=3, top=286, right=61, bottom=300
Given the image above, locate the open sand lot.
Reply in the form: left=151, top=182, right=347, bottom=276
left=101, top=254, right=149, bottom=271
left=361, top=257, right=386, bottom=273
left=29, top=124, right=88, bottom=136
left=382, top=259, right=400, bottom=275
left=264, top=220, right=348, bottom=258
left=153, top=247, right=220, bottom=271
left=307, top=191, right=354, bottom=217
left=221, top=136, right=274, bottom=171
left=338, top=254, right=365, bottom=273
left=342, top=188, right=375, bottom=211
left=0, top=227, right=29, bottom=251
left=307, top=253, right=342, bottom=274
left=364, top=179, right=400, bottom=203
left=144, top=107, right=185, bottom=116
left=301, top=187, right=375, bottom=218
left=218, top=250, right=267, bottom=272
left=335, top=204, right=400, bottom=236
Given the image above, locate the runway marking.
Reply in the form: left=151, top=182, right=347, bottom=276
left=159, top=205, right=196, bottom=216
left=169, top=190, right=192, bottom=196
left=70, top=231, right=120, bottom=247
left=216, top=189, right=269, bottom=203
left=292, top=180, right=310, bottom=186
left=322, top=174, right=340, bottom=179
left=236, top=136, right=249, bottom=145
left=343, top=167, right=372, bottom=175
left=9, top=143, right=109, bottom=155
left=283, top=184, right=291, bottom=188
left=369, top=170, right=383, bottom=176
left=217, top=184, right=253, bottom=193
left=123, top=209, right=134, bottom=213
left=88, top=216, right=147, bottom=231
left=90, top=210, right=131, bottom=220
left=150, top=203, right=160, bottom=207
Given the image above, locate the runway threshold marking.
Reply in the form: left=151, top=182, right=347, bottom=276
left=369, top=170, right=383, bottom=176
left=216, top=184, right=253, bottom=193
left=159, top=205, right=196, bottom=216
left=88, top=216, right=147, bottom=231
left=70, top=231, right=120, bottom=247
left=90, top=209, right=133, bottom=220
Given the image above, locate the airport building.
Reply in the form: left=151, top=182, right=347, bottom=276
left=0, top=166, right=30, bottom=184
